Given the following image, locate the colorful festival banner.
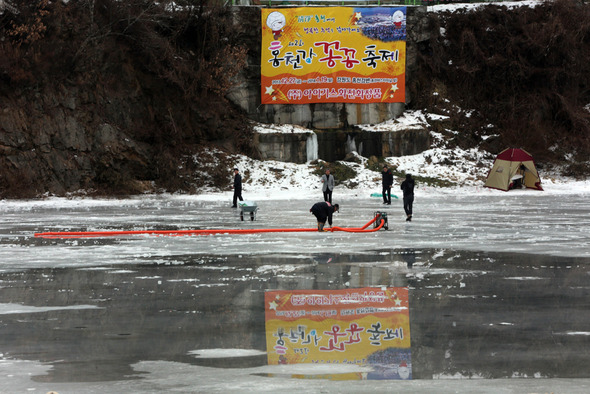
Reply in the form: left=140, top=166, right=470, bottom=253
left=265, top=287, right=411, bottom=380
left=261, top=7, right=406, bottom=105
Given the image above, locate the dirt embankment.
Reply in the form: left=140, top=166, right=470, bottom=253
left=1, top=0, right=589, bottom=198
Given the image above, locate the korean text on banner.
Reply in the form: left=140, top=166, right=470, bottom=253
left=261, top=7, right=406, bottom=105
left=265, top=287, right=412, bottom=380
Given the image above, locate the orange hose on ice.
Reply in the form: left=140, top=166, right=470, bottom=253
left=34, top=216, right=385, bottom=239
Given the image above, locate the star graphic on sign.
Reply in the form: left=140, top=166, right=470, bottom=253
left=351, top=12, right=362, bottom=25
left=394, top=298, right=402, bottom=306
left=265, top=86, right=275, bottom=95
left=269, top=300, right=278, bottom=310
left=391, top=84, right=399, bottom=92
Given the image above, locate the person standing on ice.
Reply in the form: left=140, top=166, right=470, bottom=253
left=231, top=168, right=244, bottom=208
left=381, top=165, right=394, bottom=205
left=310, top=202, right=339, bottom=232
left=321, top=168, right=335, bottom=204
left=400, top=173, right=415, bottom=221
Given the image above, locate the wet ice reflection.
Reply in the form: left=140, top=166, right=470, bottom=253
left=0, top=248, right=588, bottom=386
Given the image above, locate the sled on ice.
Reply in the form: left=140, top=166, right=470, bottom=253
left=239, top=201, right=258, bottom=221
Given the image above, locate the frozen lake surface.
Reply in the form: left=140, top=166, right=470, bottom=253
left=1, top=191, right=590, bottom=392
left=4, top=191, right=590, bottom=270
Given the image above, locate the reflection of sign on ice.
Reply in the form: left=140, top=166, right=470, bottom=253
left=265, top=287, right=412, bottom=380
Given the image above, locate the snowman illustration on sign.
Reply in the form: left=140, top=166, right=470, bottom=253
left=266, top=11, right=286, bottom=40
left=392, top=10, right=405, bottom=29
left=397, top=360, right=410, bottom=379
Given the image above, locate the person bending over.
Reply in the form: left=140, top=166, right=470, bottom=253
left=310, top=201, right=339, bottom=232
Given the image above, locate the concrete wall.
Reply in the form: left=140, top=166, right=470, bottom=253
left=254, top=127, right=430, bottom=163
left=254, top=132, right=312, bottom=163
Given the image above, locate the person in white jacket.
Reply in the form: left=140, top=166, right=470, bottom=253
left=321, top=168, right=335, bottom=204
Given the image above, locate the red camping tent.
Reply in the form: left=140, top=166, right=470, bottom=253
left=484, top=148, right=543, bottom=191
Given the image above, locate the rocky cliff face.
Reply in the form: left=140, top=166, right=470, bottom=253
left=0, top=71, right=217, bottom=197
left=0, top=0, right=251, bottom=198
left=1, top=85, right=149, bottom=196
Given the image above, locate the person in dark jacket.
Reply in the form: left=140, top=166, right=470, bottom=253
left=382, top=165, right=394, bottom=205
left=310, top=201, right=339, bottom=232
left=400, top=173, right=415, bottom=221
left=232, top=168, right=244, bottom=208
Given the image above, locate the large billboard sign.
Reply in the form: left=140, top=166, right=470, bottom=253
left=261, top=7, right=406, bottom=105
left=265, top=287, right=411, bottom=380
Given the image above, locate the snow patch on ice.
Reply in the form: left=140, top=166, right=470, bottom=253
left=189, top=349, right=266, bottom=358
left=257, top=265, right=301, bottom=274
left=433, top=372, right=485, bottom=379
left=0, top=303, right=102, bottom=314
left=558, top=331, right=590, bottom=336
left=192, top=283, right=227, bottom=288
